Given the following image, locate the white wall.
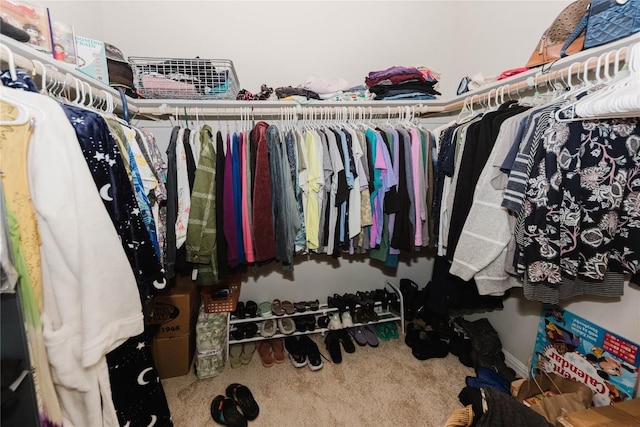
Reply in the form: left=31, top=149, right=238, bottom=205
left=31, top=1, right=640, bottom=374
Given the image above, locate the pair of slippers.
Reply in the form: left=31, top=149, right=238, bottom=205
left=349, top=325, right=379, bottom=347
left=374, top=322, right=400, bottom=341
left=270, top=299, right=294, bottom=316
left=211, top=383, right=259, bottom=427
left=229, top=343, right=256, bottom=368
left=257, top=339, right=285, bottom=367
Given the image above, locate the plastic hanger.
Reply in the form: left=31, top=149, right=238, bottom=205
left=0, top=43, right=17, bottom=82
left=573, top=42, right=639, bottom=119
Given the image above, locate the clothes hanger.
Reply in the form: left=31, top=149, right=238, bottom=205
left=553, top=54, right=603, bottom=120
left=572, top=43, right=640, bottom=119
left=0, top=43, right=17, bottom=82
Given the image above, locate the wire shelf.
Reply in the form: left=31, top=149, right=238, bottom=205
left=128, top=56, right=240, bottom=100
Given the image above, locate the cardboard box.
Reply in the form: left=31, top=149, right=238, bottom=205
left=150, top=276, right=199, bottom=339
left=558, top=398, right=640, bottom=427
left=152, top=331, right=195, bottom=379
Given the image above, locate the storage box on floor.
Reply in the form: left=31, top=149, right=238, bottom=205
left=558, top=398, right=640, bottom=427
left=150, top=276, right=200, bottom=378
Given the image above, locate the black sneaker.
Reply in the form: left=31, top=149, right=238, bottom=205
left=284, top=336, right=307, bottom=368
left=299, top=335, right=323, bottom=371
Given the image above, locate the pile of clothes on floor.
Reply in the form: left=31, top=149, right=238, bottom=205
left=365, top=65, right=441, bottom=101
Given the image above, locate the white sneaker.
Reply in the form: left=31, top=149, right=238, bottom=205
left=328, top=312, right=342, bottom=330
left=341, top=311, right=354, bottom=328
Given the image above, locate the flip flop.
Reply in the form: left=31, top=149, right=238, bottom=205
left=374, top=323, right=390, bottom=341
left=211, top=395, right=247, bottom=427
left=225, top=383, right=260, bottom=421
left=271, top=339, right=285, bottom=364
left=229, top=344, right=243, bottom=368
left=386, top=322, right=400, bottom=340
left=257, top=342, right=274, bottom=368
left=240, top=342, right=256, bottom=365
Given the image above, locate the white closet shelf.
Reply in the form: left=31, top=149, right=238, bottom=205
left=2, top=32, right=640, bottom=119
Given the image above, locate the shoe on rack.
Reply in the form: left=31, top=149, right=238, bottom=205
left=293, top=317, right=307, bottom=333
left=284, top=336, right=307, bottom=368
left=327, top=312, right=342, bottom=330
left=211, top=395, right=247, bottom=427
left=317, top=315, right=330, bottom=329
left=257, top=342, right=274, bottom=368
left=271, top=299, right=284, bottom=316
left=294, top=301, right=306, bottom=313
left=260, top=319, right=277, bottom=338
left=245, top=300, right=258, bottom=318
left=229, top=344, right=243, bottom=368
left=240, top=342, right=256, bottom=365
left=304, top=315, right=316, bottom=331
left=281, top=300, right=295, bottom=315
left=244, top=323, right=258, bottom=339
left=277, top=317, right=296, bottom=335
left=231, top=325, right=246, bottom=341
left=258, top=301, right=272, bottom=318
left=307, top=299, right=320, bottom=311
left=232, top=301, right=246, bottom=319
left=341, top=311, right=354, bottom=328
left=299, top=335, right=323, bottom=371
left=324, top=331, right=342, bottom=364
left=225, top=383, right=260, bottom=421
left=271, top=338, right=285, bottom=364
left=349, top=326, right=368, bottom=346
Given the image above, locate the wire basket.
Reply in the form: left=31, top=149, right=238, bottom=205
left=128, top=56, right=240, bottom=100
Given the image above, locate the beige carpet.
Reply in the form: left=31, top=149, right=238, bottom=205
left=161, top=332, right=475, bottom=427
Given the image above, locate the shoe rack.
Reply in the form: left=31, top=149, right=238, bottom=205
left=225, top=280, right=404, bottom=360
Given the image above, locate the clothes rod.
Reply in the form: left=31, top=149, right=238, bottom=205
left=135, top=103, right=437, bottom=119
left=444, top=43, right=632, bottom=113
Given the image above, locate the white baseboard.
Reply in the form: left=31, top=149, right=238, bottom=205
left=504, top=350, right=529, bottom=378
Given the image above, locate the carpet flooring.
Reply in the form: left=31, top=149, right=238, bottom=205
left=161, top=331, right=475, bottom=427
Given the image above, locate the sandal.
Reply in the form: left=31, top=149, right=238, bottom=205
left=386, top=322, right=400, bottom=340
left=257, top=342, right=274, bottom=368
left=374, top=323, right=390, bottom=341
left=240, top=342, right=256, bottom=365
left=271, top=338, right=285, bottom=364
left=294, top=301, right=306, bottom=313
left=229, top=344, right=243, bottom=368
left=281, top=300, right=295, bottom=315
left=307, top=299, right=320, bottom=311
left=271, top=299, right=284, bottom=316
left=225, top=383, right=260, bottom=421
left=211, top=395, right=247, bottom=427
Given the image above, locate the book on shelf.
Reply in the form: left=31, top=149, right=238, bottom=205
left=0, top=0, right=52, bottom=55
left=51, top=21, right=76, bottom=65
left=74, top=35, right=109, bottom=84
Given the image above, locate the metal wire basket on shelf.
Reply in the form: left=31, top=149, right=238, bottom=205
left=128, top=56, right=240, bottom=100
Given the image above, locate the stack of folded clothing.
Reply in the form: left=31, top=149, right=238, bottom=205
left=366, top=66, right=441, bottom=101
